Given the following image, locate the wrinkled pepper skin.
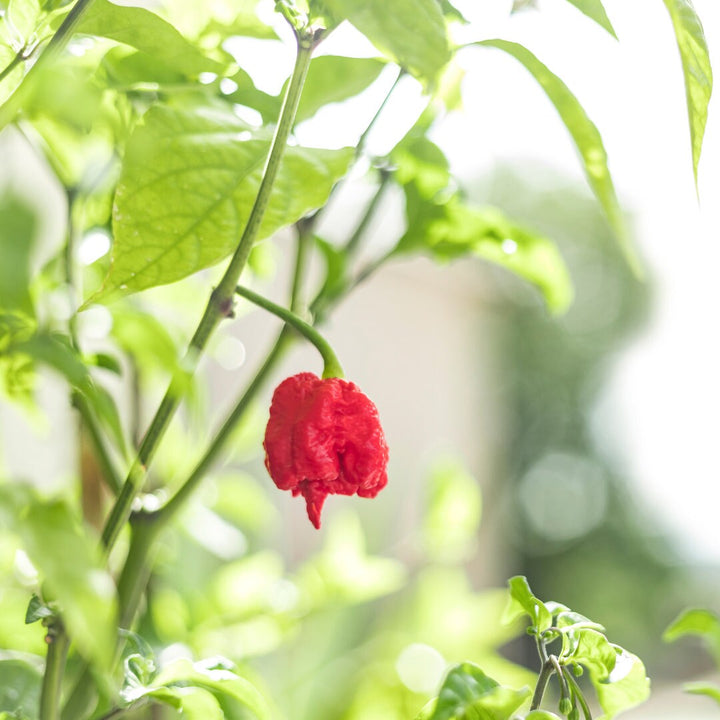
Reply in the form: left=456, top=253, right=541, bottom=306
left=263, top=372, right=389, bottom=528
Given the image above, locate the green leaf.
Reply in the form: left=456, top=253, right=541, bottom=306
left=685, top=682, right=720, bottom=705
left=661, top=0, right=713, bottom=185
left=321, top=0, right=451, bottom=82
left=171, top=687, right=224, bottom=719
left=0, top=488, right=118, bottom=671
left=422, top=458, right=481, bottom=563
left=0, top=658, right=42, bottom=719
left=154, top=658, right=269, bottom=720
left=502, top=576, right=552, bottom=633
left=24, top=594, right=54, bottom=624
left=593, top=650, right=650, bottom=719
left=663, top=608, right=720, bottom=666
left=398, top=184, right=573, bottom=314
left=562, top=0, right=617, bottom=38
left=7, top=0, right=41, bottom=39
left=293, top=55, right=386, bottom=123
left=428, top=663, right=530, bottom=720
left=91, top=104, right=353, bottom=300
left=476, top=40, right=640, bottom=275
left=0, top=193, right=37, bottom=315
left=525, top=713, right=562, bottom=720
left=76, top=0, right=224, bottom=76
left=11, top=333, right=126, bottom=453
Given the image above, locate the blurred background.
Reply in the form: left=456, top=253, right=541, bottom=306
left=1, top=0, right=720, bottom=718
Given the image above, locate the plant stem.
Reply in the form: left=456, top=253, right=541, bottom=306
left=99, top=26, right=319, bottom=555
left=0, top=0, right=99, bottom=131
left=356, top=68, right=405, bottom=156
left=235, top=285, right=343, bottom=378
left=39, top=624, right=70, bottom=720
left=563, top=666, right=593, bottom=720
left=530, top=658, right=555, bottom=711
left=0, top=49, right=24, bottom=85
left=343, top=167, right=392, bottom=257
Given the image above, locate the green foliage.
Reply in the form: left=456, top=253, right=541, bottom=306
left=320, top=0, right=450, bottom=82
left=476, top=40, right=639, bottom=275
left=91, top=104, right=353, bottom=300
left=425, top=663, right=530, bottom=720
left=0, top=486, right=117, bottom=672
left=562, top=0, right=616, bottom=38
left=661, top=0, right=713, bottom=185
left=0, top=657, right=42, bottom=719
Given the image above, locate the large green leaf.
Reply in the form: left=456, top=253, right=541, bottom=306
left=0, top=487, right=117, bottom=671
left=321, top=0, right=450, bottom=82
left=476, top=40, right=640, bottom=275
left=593, top=649, right=650, bottom=719
left=293, top=55, right=386, bottom=123
left=562, top=0, right=617, bottom=38
left=661, top=0, right=713, bottom=185
left=0, top=658, right=42, bottom=719
left=91, top=104, right=353, bottom=300
left=428, top=663, right=530, bottom=720
left=76, top=0, right=225, bottom=76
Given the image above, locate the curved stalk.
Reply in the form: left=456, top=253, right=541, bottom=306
left=235, top=284, right=343, bottom=378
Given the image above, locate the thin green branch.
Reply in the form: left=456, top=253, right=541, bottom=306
left=39, top=623, right=70, bottom=720
left=356, top=68, right=405, bottom=156
left=0, top=49, right=24, bottom=85
left=99, top=25, right=320, bottom=555
left=563, top=666, right=593, bottom=720
left=235, top=284, right=343, bottom=378
left=343, top=167, right=392, bottom=257
left=74, top=392, right=123, bottom=495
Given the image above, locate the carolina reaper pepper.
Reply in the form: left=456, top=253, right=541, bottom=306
left=263, top=372, right=389, bottom=528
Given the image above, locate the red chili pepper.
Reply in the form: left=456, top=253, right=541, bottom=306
left=263, top=372, right=389, bottom=528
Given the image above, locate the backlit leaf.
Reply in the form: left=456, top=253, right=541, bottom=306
left=664, top=608, right=720, bottom=666
left=91, top=104, right=353, bottom=300
left=77, top=0, right=225, bottom=76
left=661, top=0, right=713, bottom=185
left=321, top=0, right=450, bottom=82
left=502, top=576, right=552, bottom=633
left=563, top=0, right=617, bottom=38
left=476, top=40, right=640, bottom=275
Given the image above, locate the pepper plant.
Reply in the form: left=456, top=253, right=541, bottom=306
left=0, top=0, right=714, bottom=719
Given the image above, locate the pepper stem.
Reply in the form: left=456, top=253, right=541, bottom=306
left=235, top=284, right=344, bottom=379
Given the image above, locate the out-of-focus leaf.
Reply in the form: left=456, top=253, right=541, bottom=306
left=154, top=657, right=270, bottom=720
left=422, top=458, right=481, bottom=563
left=476, top=40, right=640, bottom=275
left=664, top=608, right=720, bottom=666
left=562, top=0, right=617, bottom=38
left=11, top=333, right=126, bottom=453
left=0, top=312, right=35, bottom=401
left=397, top=183, right=573, bottom=314
left=0, top=193, right=37, bottom=314
left=0, top=658, right=41, bottom=718
left=525, top=713, right=562, bottom=720
left=685, top=682, right=720, bottom=705
left=428, top=662, right=530, bottom=720
left=502, top=576, right=552, bottom=633
left=0, top=488, right=117, bottom=671
left=0, top=45, right=23, bottom=106
left=296, top=511, right=406, bottom=607
left=7, top=0, right=41, bottom=39
left=661, top=0, right=713, bottom=185
left=77, top=0, right=225, bottom=76
left=292, top=55, right=385, bottom=123
left=89, top=104, right=353, bottom=301
left=321, top=0, right=450, bottom=82
left=110, top=305, right=180, bottom=373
